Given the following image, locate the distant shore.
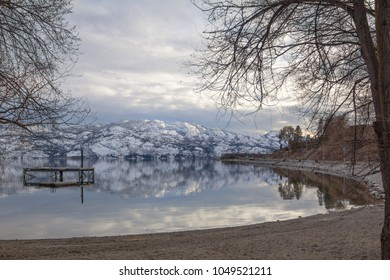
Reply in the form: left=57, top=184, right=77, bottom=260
left=0, top=159, right=385, bottom=260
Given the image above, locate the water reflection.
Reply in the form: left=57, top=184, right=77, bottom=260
left=0, top=159, right=373, bottom=239
left=273, top=168, right=371, bottom=209
left=93, top=159, right=272, bottom=198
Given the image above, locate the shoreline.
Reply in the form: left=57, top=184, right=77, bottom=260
left=0, top=204, right=384, bottom=259
left=0, top=159, right=385, bottom=259
left=234, top=159, right=385, bottom=199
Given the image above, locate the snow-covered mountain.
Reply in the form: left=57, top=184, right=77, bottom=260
left=0, top=120, right=280, bottom=159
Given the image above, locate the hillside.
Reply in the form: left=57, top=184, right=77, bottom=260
left=0, top=120, right=280, bottom=159
left=269, top=119, right=378, bottom=163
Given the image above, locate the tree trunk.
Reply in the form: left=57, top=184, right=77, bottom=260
left=375, top=0, right=390, bottom=259
left=373, top=121, right=390, bottom=259
left=380, top=156, right=390, bottom=260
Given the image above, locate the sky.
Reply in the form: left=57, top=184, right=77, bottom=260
left=63, top=0, right=301, bottom=134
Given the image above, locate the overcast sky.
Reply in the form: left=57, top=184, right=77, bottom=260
left=63, top=0, right=301, bottom=134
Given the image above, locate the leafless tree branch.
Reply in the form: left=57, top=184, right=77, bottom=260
left=1, top=0, right=90, bottom=131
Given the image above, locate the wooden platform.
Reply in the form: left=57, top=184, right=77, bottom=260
left=30, top=181, right=91, bottom=188
left=23, top=167, right=95, bottom=187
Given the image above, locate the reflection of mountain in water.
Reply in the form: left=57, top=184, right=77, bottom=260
left=0, top=159, right=373, bottom=210
left=0, top=159, right=26, bottom=198
left=92, top=160, right=276, bottom=198
left=0, top=159, right=277, bottom=199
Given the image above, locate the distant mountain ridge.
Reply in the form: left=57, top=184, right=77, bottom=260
left=0, top=120, right=280, bottom=159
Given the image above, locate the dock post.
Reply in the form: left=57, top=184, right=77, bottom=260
left=81, top=148, right=84, bottom=184
left=23, top=169, right=27, bottom=185
left=80, top=147, right=84, bottom=185
left=81, top=187, right=84, bottom=204
left=81, top=148, right=84, bottom=168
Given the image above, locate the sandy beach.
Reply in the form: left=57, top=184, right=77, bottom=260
left=0, top=160, right=385, bottom=260
left=0, top=204, right=383, bottom=259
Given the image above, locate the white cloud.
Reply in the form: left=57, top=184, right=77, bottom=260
left=63, top=0, right=301, bottom=133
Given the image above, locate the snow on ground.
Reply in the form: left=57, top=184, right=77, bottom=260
left=1, top=120, right=281, bottom=159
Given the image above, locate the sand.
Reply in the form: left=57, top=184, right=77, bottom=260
left=0, top=160, right=386, bottom=260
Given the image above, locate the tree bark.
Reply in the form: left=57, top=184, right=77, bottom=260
left=353, top=0, right=390, bottom=259
left=375, top=0, right=390, bottom=260
left=373, top=121, right=390, bottom=259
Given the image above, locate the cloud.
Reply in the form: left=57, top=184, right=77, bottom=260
left=63, top=0, right=301, bottom=133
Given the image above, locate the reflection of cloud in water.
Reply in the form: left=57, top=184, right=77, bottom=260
left=0, top=203, right=324, bottom=239
left=0, top=183, right=324, bottom=239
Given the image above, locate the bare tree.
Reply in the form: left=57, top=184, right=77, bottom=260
left=0, top=0, right=89, bottom=131
left=191, top=0, right=390, bottom=259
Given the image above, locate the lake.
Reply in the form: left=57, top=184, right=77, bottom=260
left=0, top=158, right=372, bottom=240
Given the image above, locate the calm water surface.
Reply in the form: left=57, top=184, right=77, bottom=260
left=0, top=159, right=372, bottom=239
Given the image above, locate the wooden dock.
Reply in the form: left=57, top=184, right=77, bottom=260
left=23, top=167, right=95, bottom=187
